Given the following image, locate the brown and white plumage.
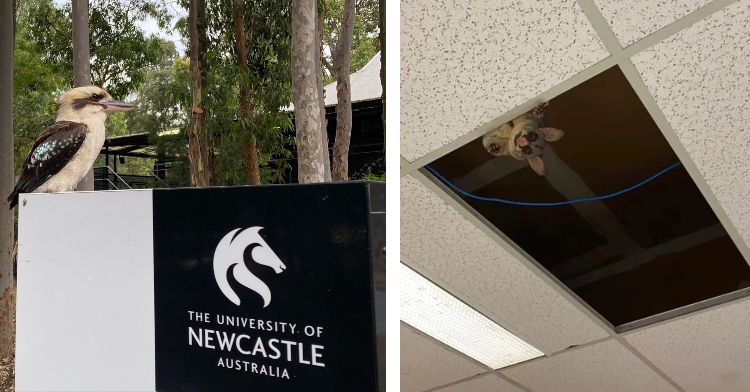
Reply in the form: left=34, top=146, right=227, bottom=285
left=7, top=86, right=136, bottom=209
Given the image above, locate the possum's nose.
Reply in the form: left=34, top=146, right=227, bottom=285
left=488, top=143, right=500, bottom=154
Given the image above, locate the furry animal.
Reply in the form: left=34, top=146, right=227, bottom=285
left=7, top=86, right=136, bottom=209
left=481, top=102, right=563, bottom=175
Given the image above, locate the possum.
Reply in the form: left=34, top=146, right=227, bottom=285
left=481, top=102, right=564, bottom=176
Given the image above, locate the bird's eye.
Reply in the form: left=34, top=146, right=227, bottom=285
left=90, top=94, right=101, bottom=100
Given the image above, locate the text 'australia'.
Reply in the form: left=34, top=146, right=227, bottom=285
left=218, top=357, right=290, bottom=379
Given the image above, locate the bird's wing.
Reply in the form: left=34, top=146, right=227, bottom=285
left=7, top=121, right=88, bottom=208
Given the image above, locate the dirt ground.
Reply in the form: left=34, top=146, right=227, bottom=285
left=0, top=284, right=15, bottom=392
left=0, top=355, right=13, bottom=392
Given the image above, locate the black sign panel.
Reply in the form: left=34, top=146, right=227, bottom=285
left=152, top=182, right=382, bottom=391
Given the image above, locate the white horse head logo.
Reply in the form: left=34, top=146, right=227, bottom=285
left=213, top=227, right=286, bottom=307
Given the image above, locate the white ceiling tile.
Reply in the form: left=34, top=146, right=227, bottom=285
left=502, top=340, right=678, bottom=392
left=401, top=324, right=487, bottom=392
left=400, top=0, right=607, bottom=161
left=434, top=374, right=524, bottom=392
left=401, top=175, right=608, bottom=353
left=625, top=298, right=750, bottom=392
left=632, top=0, right=750, bottom=246
left=593, top=0, right=713, bottom=46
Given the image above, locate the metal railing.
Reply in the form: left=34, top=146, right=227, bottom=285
left=93, top=166, right=169, bottom=190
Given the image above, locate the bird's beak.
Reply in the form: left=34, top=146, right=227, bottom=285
left=102, top=100, right=137, bottom=113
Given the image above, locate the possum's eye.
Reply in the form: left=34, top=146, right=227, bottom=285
left=527, top=132, right=538, bottom=142
left=522, top=146, right=533, bottom=155
left=488, top=143, right=500, bottom=154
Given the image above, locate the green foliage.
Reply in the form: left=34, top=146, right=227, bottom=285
left=25, top=0, right=172, bottom=98
left=125, top=56, right=193, bottom=187
left=12, top=0, right=65, bottom=174
left=360, top=172, right=385, bottom=181
left=92, top=113, right=154, bottom=176
left=352, top=158, right=384, bottom=181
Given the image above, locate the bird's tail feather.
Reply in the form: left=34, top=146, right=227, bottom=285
left=7, top=192, right=18, bottom=210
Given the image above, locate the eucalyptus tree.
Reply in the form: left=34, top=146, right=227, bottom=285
left=321, top=0, right=379, bottom=80
left=187, top=0, right=211, bottom=186
left=317, top=0, right=331, bottom=181
left=0, top=0, right=15, bottom=359
left=320, top=0, right=379, bottom=180
left=329, top=0, right=354, bottom=181
left=379, top=0, right=384, bottom=161
left=207, top=0, right=295, bottom=185
left=291, top=0, right=326, bottom=183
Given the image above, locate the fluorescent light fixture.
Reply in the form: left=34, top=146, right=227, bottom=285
left=400, top=263, right=544, bottom=369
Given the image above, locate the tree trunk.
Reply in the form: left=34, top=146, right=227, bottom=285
left=291, top=0, right=325, bottom=183
left=242, top=137, right=261, bottom=185
left=331, top=0, right=355, bottom=181
left=233, top=0, right=261, bottom=185
left=0, top=0, right=14, bottom=359
left=187, top=0, right=211, bottom=187
left=12, top=0, right=17, bottom=38
left=72, top=0, right=93, bottom=191
left=317, top=1, right=331, bottom=181
left=379, top=0, right=385, bottom=164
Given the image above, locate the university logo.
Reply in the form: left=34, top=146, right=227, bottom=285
left=213, top=227, right=286, bottom=307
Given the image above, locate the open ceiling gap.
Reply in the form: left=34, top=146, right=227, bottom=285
left=424, top=56, right=750, bottom=328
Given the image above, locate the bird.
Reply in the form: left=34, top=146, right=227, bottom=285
left=6, top=86, right=136, bottom=209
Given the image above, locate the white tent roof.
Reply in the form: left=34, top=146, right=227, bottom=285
left=284, top=51, right=381, bottom=112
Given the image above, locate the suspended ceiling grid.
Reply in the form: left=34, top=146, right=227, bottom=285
left=400, top=0, right=750, bottom=391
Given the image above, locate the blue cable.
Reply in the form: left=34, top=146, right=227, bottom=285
left=424, top=162, right=682, bottom=207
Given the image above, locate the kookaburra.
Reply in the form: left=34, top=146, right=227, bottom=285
left=6, top=86, right=136, bottom=209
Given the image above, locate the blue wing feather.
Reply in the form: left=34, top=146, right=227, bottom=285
left=7, top=121, right=88, bottom=209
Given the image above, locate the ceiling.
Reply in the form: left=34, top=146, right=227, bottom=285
left=400, top=0, right=750, bottom=391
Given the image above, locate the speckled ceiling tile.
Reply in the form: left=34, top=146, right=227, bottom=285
left=593, top=0, right=713, bottom=47
left=401, top=324, right=487, bottom=392
left=400, top=0, right=608, bottom=162
left=401, top=175, right=609, bottom=353
left=433, top=374, right=524, bottom=392
left=625, top=298, right=750, bottom=392
left=631, top=0, right=750, bottom=247
left=502, top=340, right=678, bottom=392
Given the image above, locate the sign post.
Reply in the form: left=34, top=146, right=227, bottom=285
left=16, top=182, right=385, bottom=392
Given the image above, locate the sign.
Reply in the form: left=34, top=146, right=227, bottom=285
left=152, top=182, right=384, bottom=391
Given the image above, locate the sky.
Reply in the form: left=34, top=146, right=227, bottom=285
left=52, top=0, right=187, bottom=54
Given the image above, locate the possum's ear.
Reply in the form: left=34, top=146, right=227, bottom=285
left=542, top=127, right=564, bottom=142
left=528, top=156, right=546, bottom=176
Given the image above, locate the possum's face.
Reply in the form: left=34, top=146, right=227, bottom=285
left=482, top=127, right=549, bottom=159
left=509, top=129, right=547, bottom=160
left=482, top=123, right=564, bottom=164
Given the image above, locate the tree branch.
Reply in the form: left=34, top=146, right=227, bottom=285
left=325, top=36, right=336, bottom=57
left=322, top=56, right=335, bottom=78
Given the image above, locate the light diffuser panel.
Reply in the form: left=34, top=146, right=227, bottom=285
left=400, top=263, right=544, bottom=369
